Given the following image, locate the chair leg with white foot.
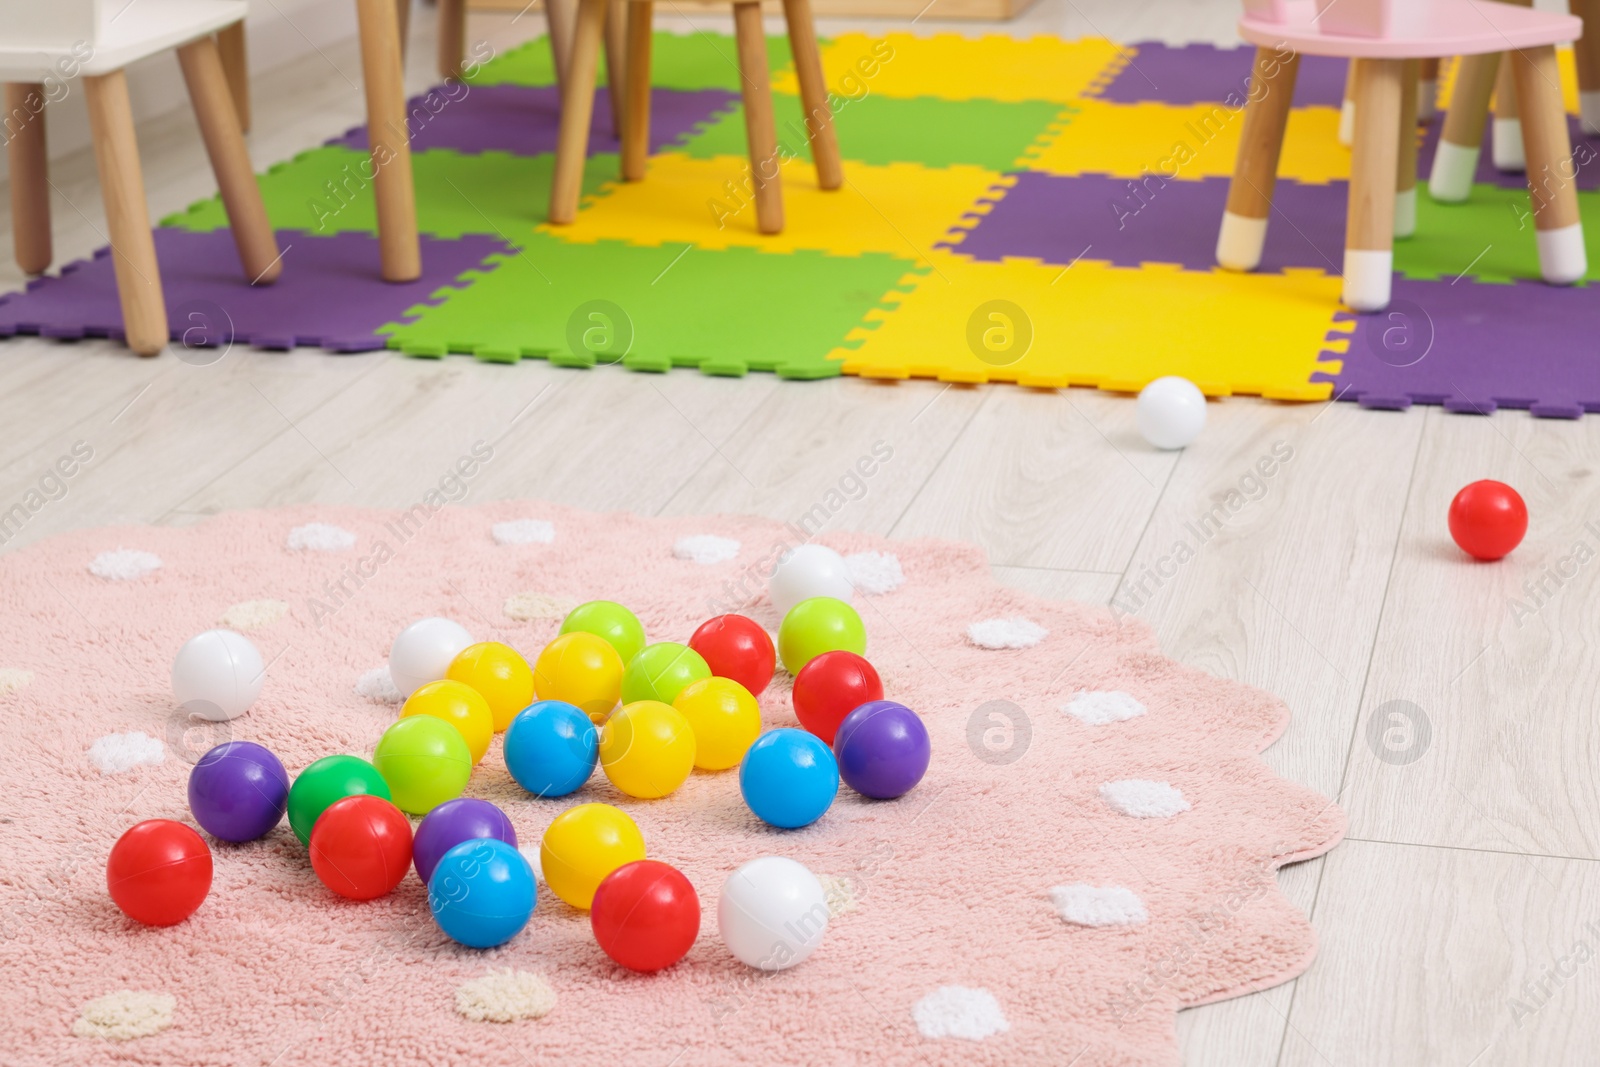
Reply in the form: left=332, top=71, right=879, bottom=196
left=1218, top=47, right=1300, bottom=271
left=1430, top=52, right=1498, bottom=203
left=1395, top=59, right=1419, bottom=240
left=1513, top=45, right=1587, bottom=284
left=1344, top=58, right=1402, bottom=312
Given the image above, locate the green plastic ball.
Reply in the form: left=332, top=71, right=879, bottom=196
left=778, top=597, right=867, bottom=674
left=286, top=755, right=391, bottom=846
left=372, top=716, right=472, bottom=815
left=561, top=600, right=647, bottom=666
left=621, top=642, right=711, bottom=705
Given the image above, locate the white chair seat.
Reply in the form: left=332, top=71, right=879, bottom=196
left=0, top=0, right=247, bottom=80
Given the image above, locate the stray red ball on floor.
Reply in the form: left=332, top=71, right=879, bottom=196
left=1448, top=480, right=1528, bottom=561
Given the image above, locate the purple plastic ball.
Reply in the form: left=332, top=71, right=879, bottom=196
left=833, top=700, right=930, bottom=800
left=187, top=741, right=290, bottom=842
left=412, top=798, right=518, bottom=885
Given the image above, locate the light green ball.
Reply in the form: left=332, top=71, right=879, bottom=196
left=621, top=642, right=711, bottom=705
left=372, top=716, right=471, bottom=815
left=561, top=600, right=647, bottom=666
left=779, top=597, right=866, bottom=674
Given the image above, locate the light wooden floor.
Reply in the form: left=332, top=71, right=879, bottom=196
left=4, top=3, right=1599, bottom=1063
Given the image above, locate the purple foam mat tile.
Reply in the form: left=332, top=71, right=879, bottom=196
left=326, top=83, right=737, bottom=157
left=1314, top=278, right=1600, bottom=418
left=0, top=228, right=512, bottom=352
left=936, top=171, right=1346, bottom=273
left=1417, top=114, right=1600, bottom=192
left=1091, top=42, right=1346, bottom=108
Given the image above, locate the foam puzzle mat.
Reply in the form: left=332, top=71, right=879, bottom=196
left=4, top=31, right=1600, bottom=415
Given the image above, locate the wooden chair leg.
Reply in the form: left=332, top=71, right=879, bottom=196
left=549, top=0, right=607, bottom=224
left=1339, top=60, right=1355, bottom=146
left=394, top=0, right=411, bottom=66
left=1217, top=48, right=1300, bottom=272
left=733, top=1, right=782, bottom=235
left=1430, top=51, right=1498, bottom=202
left=83, top=71, right=167, bottom=356
left=1418, top=56, right=1439, bottom=123
left=5, top=83, right=52, bottom=275
left=356, top=0, right=421, bottom=281
left=438, top=0, right=467, bottom=80
left=1490, top=0, right=1533, bottom=170
left=1572, top=0, right=1600, bottom=134
left=1396, top=58, right=1419, bottom=239
left=216, top=23, right=251, bottom=132
left=621, top=0, right=652, bottom=181
left=603, top=0, right=627, bottom=139
left=1513, top=44, right=1587, bottom=284
left=547, top=0, right=579, bottom=96
left=782, top=0, right=841, bottom=191
left=1344, top=58, right=1403, bottom=312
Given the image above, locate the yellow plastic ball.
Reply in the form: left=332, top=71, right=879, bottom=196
left=535, top=632, right=625, bottom=723
left=673, top=677, right=761, bottom=771
left=446, top=641, right=534, bottom=732
left=400, top=679, right=494, bottom=765
left=598, top=701, right=696, bottom=799
left=540, top=802, right=645, bottom=910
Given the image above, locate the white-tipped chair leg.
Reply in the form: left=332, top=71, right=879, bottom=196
left=1582, top=90, right=1600, bottom=137
left=1394, top=188, right=1417, bottom=239
left=1537, top=222, right=1587, bottom=284
left=1217, top=211, right=1269, bottom=272
left=1418, top=80, right=1437, bottom=122
left=1343, top=249, right=1393, bottom=312
left=1492, top=117, right=1525, bottom=171
left=1339, top=98, right=1355, bottom=146
left=1428, top=140, right=1480, bottom=202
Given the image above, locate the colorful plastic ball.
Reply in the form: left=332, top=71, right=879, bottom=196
left=591, top=860, right=701, bottom=973
left=400, top=679, right=494, bottom=765
left=1449, top=480, right=1528, bottom=561
left=689, top=614, right=776, bottom=696
left=447, top=642, right=534, bottom=732
left=107, top=820, right=213, bottom=926
left=428, top=838, right=537, bottom=948
left=413, top=798, right=518, bottom=886
left=504, top=700, right=598, bottom=797
left=777, top=597, right=867, bottom=675
left=792, top=650, right=883, bottom=745
left=717, top=856, right=828, bottom=970
left=599, top=701, right=697, bottom=799
left=560, top=600, right=646, bottom=666
left=372, top=716, right=473, bottom=815
left=187, top=741, right=289, bottom=842
left=287, top=755, right=391, bottom=846
left=1136, top=376, right=1207, bottom=450
left=540, top=802, right=646, bottom=910
left=388, top=616, right=474, bottom=699
left=534, top=632, right=624, bottom=723
left=739, top=729, right=839, bottom=829
left=621, top=642, right=712, bottom=706
left=171, top=629, right=264, bottom=721
left=834, top=700, right=930, bottom=800
left=673, top=677, right=762, bottom=771
left=769, top=544, right=854, bottom=617
left=309, top=794, right=413, bottom=900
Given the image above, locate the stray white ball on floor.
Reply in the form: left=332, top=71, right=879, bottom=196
left=1136, top=376, right=1207, bottom=450
left=718, top=856, right=829, bottom=970
left=172, top=629, right=264, bottom=721
left=769, top=544, right=854, bottom=616
left=388, top=617, right=473, bottom=699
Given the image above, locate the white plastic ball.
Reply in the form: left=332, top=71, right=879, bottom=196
left=769, top=544, right=854, bottom=617
left=388, top=617, right=474, bottom=699
left=718, top=856, right=829, bottom=970
left=1136, top=376, right=1207, bottom=450
left=172, top=629, right=265, bottom=722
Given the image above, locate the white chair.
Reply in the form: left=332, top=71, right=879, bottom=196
left=2, top=0, right=280, bottom=355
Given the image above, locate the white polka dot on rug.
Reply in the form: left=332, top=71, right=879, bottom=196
left=1062, top=690, right=1147, bottom=726
left=89, top=548, right=161, bottom=581
left=455, top=969, right=556, bottom=1023
left=72, top=991, right=175, bottom=1040
left=0, top=668, right=33, bottom=697
left=354, top=666, right=402, bottom=705
left=286, top=523, right=356, bottom=552
left=1100, top=779, right=1190, bottom=818
left=88, top=732, right=166, bottom=774
left=673, top=534, right=740, bottom=565
left=504, top=591, right=575, bottom=622
left=912, top=986, right=1010, bottom=1041
left=966, top=616, right=1048, bottom=650
left=817, top=874, right=859, bottom=917
left=218, top=599, right=289, bottom=632
left=492, top=519, right=555, bottom=546
left=1050, top=884, right=1148, bottom=927
left=845, top=551, right=904, bottom=594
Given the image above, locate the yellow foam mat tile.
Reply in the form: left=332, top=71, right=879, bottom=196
left=1436, top=48, right=1580, bottom=116
left=833, top=252, right=1346, bottom=399
left=542, top=153, right=1005, bottom=259
left=1022, top=100, right=1348, bottom=183
left=773, top=33, right=1125, bottom=104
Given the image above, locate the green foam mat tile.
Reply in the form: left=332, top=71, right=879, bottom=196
left=466, top=31, right=805, bottom=91
left=1397, top=184, right=1600, bottom=285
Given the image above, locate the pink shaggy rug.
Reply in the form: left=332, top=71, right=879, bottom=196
left=0, top=502, right=1344, bottom=1067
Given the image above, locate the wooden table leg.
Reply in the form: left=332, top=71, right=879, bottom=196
left=550, top=0, right=607, bottom=224
left=1418, top=56, right=1439, bottom=122
left=547, top=0, right=578, bottom=95
left=1513, top=44, right=1587, bottom=283
left=621, top=0, right=652, bottom=181
left=84, top=71, right=167, bottom=356
left=1344, top=58, right=1403, bottom=312
left=604, top=0, right=627, bottom=139
left=395, top=0, right=411, bottom=66
left=216, top=23, right=251, bottom=132
left=5, top=83, right=52, bottom=275
left=1429, top=51, right=1498, bottom=202
left=734, top=1, right=782, bottom=235
left=356, top=0, right=421, bottom=281
left=1396, top=58, right=1419, bottom=239
left=438, top=0, right=466, bottom=80
left=1217, top=48, right=1300, bottom=272
left=783, top=0, right=841, bottom=191
left=1572, top=0, right=1600, bottom=135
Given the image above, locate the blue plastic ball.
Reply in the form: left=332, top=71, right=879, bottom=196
left=739, top=728, right=840, bottom=828
left=427, top=838, right=536, bottom=948
left=504, top=700, right=598, bottom=797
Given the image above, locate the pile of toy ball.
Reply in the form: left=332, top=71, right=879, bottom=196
left=106, top=544, right=929, bottom=974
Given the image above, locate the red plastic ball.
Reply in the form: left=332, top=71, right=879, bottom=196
left=309, top=794, right=413, bottom=900
left=689, top=614, right=776, bottom=696
left=793, top=650, right=883, bottom=745
left=590, top=860, right=700, bottom=973
left=1448, top=480, right=1528, bottom=561
left=107, top=819, right=213, bottom=926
